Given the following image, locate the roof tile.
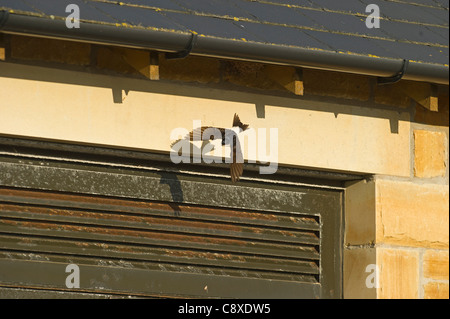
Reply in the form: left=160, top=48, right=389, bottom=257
left=0, top=0, right=448, bottom=66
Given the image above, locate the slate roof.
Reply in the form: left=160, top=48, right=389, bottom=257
left=0, top=0, right=448, bottom=83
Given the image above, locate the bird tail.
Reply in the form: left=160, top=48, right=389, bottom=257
left=230, top=162, right=243, bottom=183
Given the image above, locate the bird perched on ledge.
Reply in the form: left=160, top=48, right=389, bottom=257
left=186, top=113, right=249, bottom=183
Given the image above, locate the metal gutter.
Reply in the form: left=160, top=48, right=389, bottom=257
left=0, top=11, right=448, bottom=85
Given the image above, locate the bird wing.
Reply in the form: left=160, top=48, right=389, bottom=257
left=188, top=126, right=225, bottom=141
left=170, top=126, right=224, bottom=148
left=230, top=135, right=244, bottom=183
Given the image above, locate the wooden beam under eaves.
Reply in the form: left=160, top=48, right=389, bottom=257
left=0, top=34, right=6, bottom=61
left=149, top=52, right=159, bottom=80
left=121, top=48, right=159, bottom=80
left=401, top=82, right=439, bottom=112
left=264, top=65, right=304, bottom=96
left=294, top=68, right=304, bottom=96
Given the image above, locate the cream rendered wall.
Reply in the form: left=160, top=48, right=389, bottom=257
left=0, top=62, right=411, bottom=177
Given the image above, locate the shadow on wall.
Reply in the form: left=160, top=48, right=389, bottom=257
left=157, top=171, right=184, bottom=216
left=108, top=76, right=405, bottom=134
left=0, top=62, right=407, bottom=135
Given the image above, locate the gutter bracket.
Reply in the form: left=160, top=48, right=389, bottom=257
left=377, top=59, right=409, bottom=85
left=165, top=32, right=197, bottom=60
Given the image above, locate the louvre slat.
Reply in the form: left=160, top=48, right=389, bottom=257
left=0, top=204, right=319, bottom=245
left=0, top=218, right=318, bottom=261
left=0, top=234, right=319, bottom=276
left=0, top=188, right=320, bottom=231
left=0, top=252, right=321, bottom=298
